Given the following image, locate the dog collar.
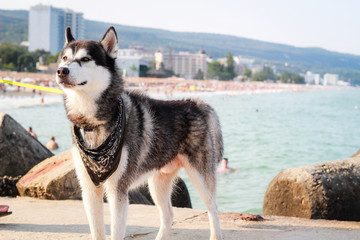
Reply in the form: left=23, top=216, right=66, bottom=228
left=73, top=97, right=126, bottom=187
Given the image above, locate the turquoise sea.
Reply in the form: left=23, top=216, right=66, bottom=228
left=2, top=88, right=360, bottom=214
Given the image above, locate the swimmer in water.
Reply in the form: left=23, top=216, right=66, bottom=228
left=217, top=158, right=240, bottom=173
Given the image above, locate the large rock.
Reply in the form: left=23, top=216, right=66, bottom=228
left=0, top=112, right=53, bottom=176
left=130, top=177, right=192, bottom=208
left=16, top=150, right=81, bottom=199
left=263, top=157, right=360, bottom=221
left=17, top=149, right=192, bottom=208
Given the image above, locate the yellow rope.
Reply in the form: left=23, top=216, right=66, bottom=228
left=0, top=79, right=63, bottom=94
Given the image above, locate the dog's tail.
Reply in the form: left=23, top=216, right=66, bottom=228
left=206, top=105, right=224, bottom=164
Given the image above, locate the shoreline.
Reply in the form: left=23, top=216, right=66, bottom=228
left=0, top=81, right=354, bottom=111
left=1, top=71, right=353, bottom=98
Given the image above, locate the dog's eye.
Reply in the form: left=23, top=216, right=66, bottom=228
left=62, top=56, right=68, bottom=61
left=81, top=57, right=91, bottom=62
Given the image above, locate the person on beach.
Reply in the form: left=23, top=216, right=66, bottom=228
left=46, top=136, right=59, bottom=150
left=27, top=127, right=38, bottom=139
left=217, top=158, right=240, bottom=173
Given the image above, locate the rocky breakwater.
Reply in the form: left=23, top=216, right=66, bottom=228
left=263, top=156, right=360, bottom=221
left=0, top=112, right=53, bottom=196
left=17, top=149, right=192, bottom=208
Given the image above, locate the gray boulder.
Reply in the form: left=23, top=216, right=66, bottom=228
left=263, top=157, right=360, bottom=221
left=0, top=112, right=53, bottom=176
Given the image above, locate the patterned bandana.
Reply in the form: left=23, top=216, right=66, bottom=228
left=73, top=97, right=126, bottom=187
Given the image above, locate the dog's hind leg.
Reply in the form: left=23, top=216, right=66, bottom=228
left=183, top=160, right=222, bottom=240
left=148, top=161, right=180, bottom=240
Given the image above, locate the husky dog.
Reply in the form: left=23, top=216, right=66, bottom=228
left=56, top=26, right=223, bottom=240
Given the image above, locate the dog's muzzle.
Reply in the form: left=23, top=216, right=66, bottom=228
left=57, top=67, right=75, bottom=88
left=57, top=67, right=87, bottom=87
left=57, top=67, right=70, bottom=77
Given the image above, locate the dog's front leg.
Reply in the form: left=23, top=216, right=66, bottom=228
left=73, top=148, right=106, bottom=240
left=81, top=179, right=106, bottom=240
left=105, top=182, right=129, bottom=240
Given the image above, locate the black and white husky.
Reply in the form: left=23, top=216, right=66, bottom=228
left=56, top=26, right=223, bottom=240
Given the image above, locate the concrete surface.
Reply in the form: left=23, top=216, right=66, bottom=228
left=1, top=197, right=360, bottom=239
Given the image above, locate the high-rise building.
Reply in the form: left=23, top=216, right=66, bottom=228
left=29, top=4, right=84, bottom=54
left=156, top=50, right=208, bottom=79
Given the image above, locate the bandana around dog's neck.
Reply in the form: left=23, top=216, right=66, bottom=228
left=73, top=97, right=126, bottom=187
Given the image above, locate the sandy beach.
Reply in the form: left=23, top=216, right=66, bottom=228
left=0, top=71, right=337, bottom=99
left=1, top=196, right=360, bottom=240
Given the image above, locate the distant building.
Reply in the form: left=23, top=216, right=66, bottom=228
left=29, top=4, right=84, bottom=54
left=156, top=50, right=208, bottom=79
left=217, top=56, right=254, bottom=75
left=323, top=73, right=338, bottom=86
left=116, top=56, right=148, bottom=78
left=337, top=80, right=350, bottom=87
left=305, top=71, right=321, bottom=85
left=118, top=46, right=155, bottom=63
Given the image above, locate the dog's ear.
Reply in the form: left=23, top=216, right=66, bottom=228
left=65, top=27, right=75, bottom=44
left=100, top=26, right=118, bottom=59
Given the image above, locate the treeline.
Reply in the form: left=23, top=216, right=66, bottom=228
left=0, top=43, right=58, bottom=72
left=251, top=66, right=304, bottom=83
left=206, top=51, right=304, bottom=83
left=207, top=52, right=237, bottom=81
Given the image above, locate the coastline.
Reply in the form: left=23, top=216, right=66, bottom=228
left=0, top=71, right=350, bottom=100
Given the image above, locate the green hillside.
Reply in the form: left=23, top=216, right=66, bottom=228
left=0, top=10, right=28, bottom=44
left=84, top=20, right=360, bottom=78
left=1, top=9, right=360, bottom=81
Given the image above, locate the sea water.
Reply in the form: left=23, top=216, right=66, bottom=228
left=1, top=88, right=360, bottom=214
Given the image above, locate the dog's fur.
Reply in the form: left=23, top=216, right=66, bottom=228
left=56, top=26, right=223, bottom=240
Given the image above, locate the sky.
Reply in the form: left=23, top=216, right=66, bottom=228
left=2, top=0, right=360, bottom=56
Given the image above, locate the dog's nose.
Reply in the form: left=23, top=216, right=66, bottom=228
left=57, top=67, right=70, bottom=77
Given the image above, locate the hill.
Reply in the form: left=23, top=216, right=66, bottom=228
left=1, top=9, right=360, bottom=81
left=0, top=10, right=28, bottom=44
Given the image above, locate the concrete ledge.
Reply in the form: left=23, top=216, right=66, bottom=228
left=1, top=197, right=360, bottom=240
left=263, top=157, right=360, bottom=220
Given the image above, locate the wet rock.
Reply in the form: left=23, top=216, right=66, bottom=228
left=263, top=157, right=360, bottom=221
left=130, top=178, right=192, bottom=208
left=0, top=175, right=21, bottom=197
left=0, top=112, right=53, bottom=177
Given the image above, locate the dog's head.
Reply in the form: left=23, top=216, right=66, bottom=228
left=56, top=26, right=119, bottom=98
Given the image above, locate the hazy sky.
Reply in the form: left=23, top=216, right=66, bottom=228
left=2, top=0, right=360, bottom=55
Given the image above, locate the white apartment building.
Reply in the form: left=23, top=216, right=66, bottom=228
left=305, top=71, right=321, bottom=85
left=323, top=73, right=338, bottom=86
left=118, top=46, right=155, bottom=63
left=29, top=4, right=84, bottom=54
left=116, top=56, right=148, bottom=78
left=156, top=50, right=208, bottom=79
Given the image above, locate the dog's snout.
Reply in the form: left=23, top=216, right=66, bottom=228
left=57, top=67, right=70, bottom=77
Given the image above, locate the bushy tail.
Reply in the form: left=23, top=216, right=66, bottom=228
left=207, top=106, right=224, bottom=164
